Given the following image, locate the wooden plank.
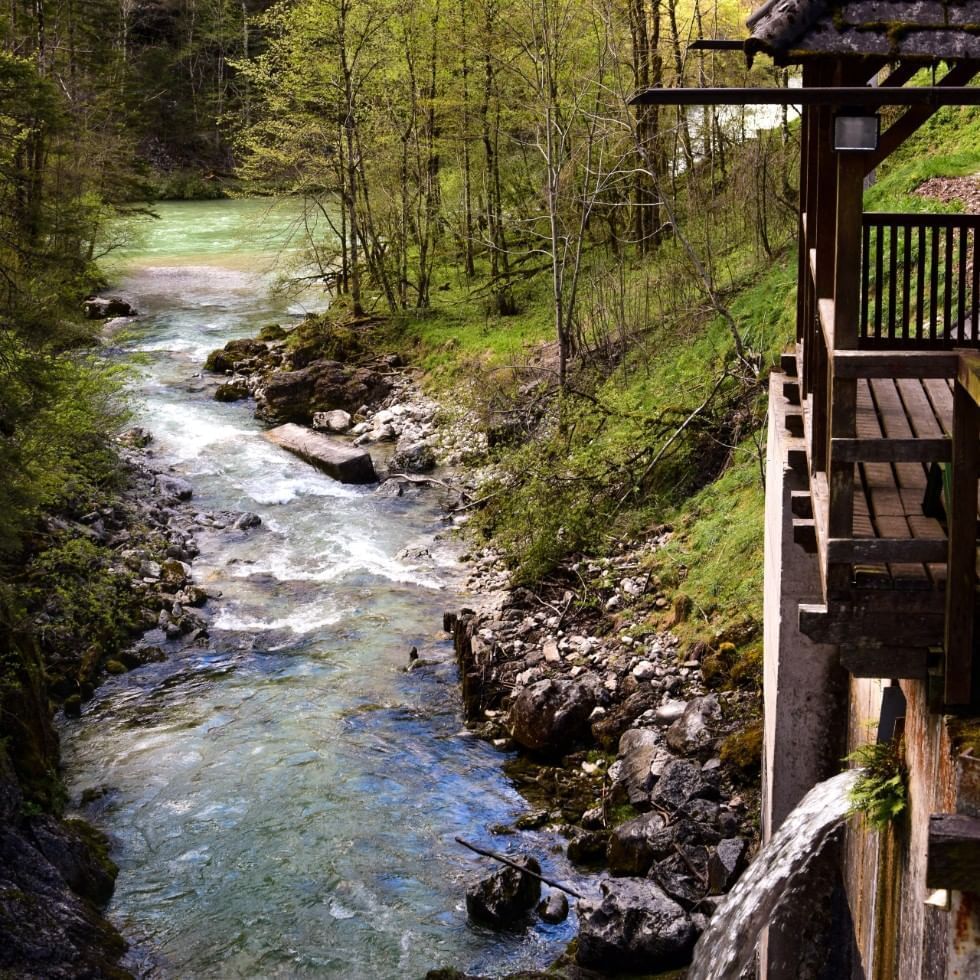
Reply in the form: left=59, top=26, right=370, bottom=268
left=833, top=350, right=959, bottom=380
left=926, top=814, right=980, bottom=891
left=840, top=646, right=928, bottom=680
left=827, top=537, right=948, bottom=564
left=896, top=379, right=945, bottom=438
left=870, top=378, right=928, bottom=489
left=831, top=437, right=950, bottom=463
left=922, top=377, right=954, bottom=436
left=944, top=377, right=979, bottom=708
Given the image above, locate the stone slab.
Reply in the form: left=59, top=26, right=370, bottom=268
left=263, top=423, right=376, bottom=484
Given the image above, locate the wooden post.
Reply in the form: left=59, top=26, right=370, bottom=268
left=827, top=151, right=865, bottom=597
left=945, top=353, right=980, bottom=707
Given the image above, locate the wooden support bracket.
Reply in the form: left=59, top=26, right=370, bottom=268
left=780, top=352, right=798, bottom=377
left=800, top=602, right=945, bottom=646
left=831, top=437, right=951, bottom=463
left=926, top=814, right=980, bottom=891
left=786, top=413, right=805, bottom=438
left=783, top=380, right=801, bottom=406
left=840, top=645, right=928, bottom=680
left=827, top=537, right=949, bottom=564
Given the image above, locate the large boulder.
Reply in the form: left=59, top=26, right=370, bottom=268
left=264, top=424, right=376, bottom=483
left=204, top=338, right=266, bottom=373
left=607, top=812, right=668, bottom=876
left=666, top=695, right=721, bottom=755
left=312, top=409, right=352, bottom=433
left=465, top=856, right=541, bottom=927
left=255, top=367, right=317, bottom=423
left=509, top=677, right=599, bottom=754
left=577, top=878, right=697, bottom=972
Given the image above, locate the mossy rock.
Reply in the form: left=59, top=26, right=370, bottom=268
left=259, top=324, right=286, bottom=341
left=103, top=660, right=127, bottom=676
left=720, top=721, right=763, bottom=780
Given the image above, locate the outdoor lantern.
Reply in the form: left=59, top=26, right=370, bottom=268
left=833, top=112, right=880, bottom=151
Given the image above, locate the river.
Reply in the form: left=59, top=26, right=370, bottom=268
left=61, top=199, right=579, bottom=978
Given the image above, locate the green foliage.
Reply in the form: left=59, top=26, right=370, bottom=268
left=846, top=741, right=908, bottom=832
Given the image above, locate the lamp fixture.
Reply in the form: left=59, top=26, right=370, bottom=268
left=834, top=112, right=880, bottom=152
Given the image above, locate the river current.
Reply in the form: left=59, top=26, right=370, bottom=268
left=61, top=200, right=578, bottom=978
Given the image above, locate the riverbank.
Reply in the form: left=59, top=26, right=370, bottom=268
left=0, top=426, right=258, bottom=977
left=200, top=306, right=765, bottom=976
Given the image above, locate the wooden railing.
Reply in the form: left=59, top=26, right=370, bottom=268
left=860, top=212, right=980, bottom=349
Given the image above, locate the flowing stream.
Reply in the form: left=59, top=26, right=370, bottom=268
left=687, top=769, right=860, bottom=980
left=61, top=199, right=579, bottom=978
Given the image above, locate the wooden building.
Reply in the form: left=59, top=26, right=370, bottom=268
left=633, top=1, right=980, bottom=976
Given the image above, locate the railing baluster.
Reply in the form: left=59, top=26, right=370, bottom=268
left=958, top=224, right=968, bottom=338
left=875, top=223, right=885, bottom=341
left=945, top=224, right=954, bottom=341
left=970, top=225, right=980, bottom=343
left=931, top=226, right=940, bottom=343
left=861, top=221, right=871, bottom=342
left=918, top=224, right=927, bottom=341
left=902, top=223, right=912, bottom=342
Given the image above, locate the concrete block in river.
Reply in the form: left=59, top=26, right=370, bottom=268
left=263, top=424, right=377, bottom=484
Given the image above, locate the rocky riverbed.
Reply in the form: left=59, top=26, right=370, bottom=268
left=200, top=313, right=763, bottom=977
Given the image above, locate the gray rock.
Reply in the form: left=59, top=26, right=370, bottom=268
left=655, top=699, right=688, bottom=725
left=156, top=474, right=193, bottom=501
left=567, top=830, right=610, bottom=865
left=708, top=837, right=749, bottom=894
left=616, top=728, right=663, bottom=806
left=264, top=424, right=377, bottom=484
left=537, top=890, right=569, bottom=923
left=649, top=760, right=710, bottom=810
left=390, top=440, right=436, bottom=474
left=649, top=862, right=704, bottom=909
left=159, top=559, right=190, bottom=589
left=509, top=677, right=599, bottom=754
left=577, top=878, right=697, bottom=972
left=632, top=659, right=656, bottom=681
left=234, top=512, right=262, bottom=530
left=666, top=695, right=721, bottom=755
left=607, top=812, right=667, bottom=876
left=214, top=380, right=249, bottom=402
left=312, top=409, right=352, bottom=433
left=465, top=855, right=541, bottom=927
left=375, top=478, right=406, bottom=497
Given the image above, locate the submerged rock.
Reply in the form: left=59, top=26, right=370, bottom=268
left=537, top=890, right=569, bottom=923
left=465, top=855, right=542, bottom=927
left=577, top=878, right=696, bottom=972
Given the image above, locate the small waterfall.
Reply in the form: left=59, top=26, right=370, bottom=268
left=688, top=768, right=860, bottom=980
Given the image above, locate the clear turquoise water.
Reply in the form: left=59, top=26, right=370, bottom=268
left=62, top=200, right=580, bottom=978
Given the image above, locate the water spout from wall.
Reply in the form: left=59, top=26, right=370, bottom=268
left=688, top=769, right=860, bottom=980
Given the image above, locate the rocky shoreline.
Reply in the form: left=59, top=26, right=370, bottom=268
left=201, top=314, right=763, bottom=977
left=0, top=426, right=268, bottom=978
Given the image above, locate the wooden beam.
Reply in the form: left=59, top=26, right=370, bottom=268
left=958, top=352, right=980, bottom=405
left=628, top=86, right=980, bottom=107
left=831, top=437, right=951, bottom=463
left=944, top=368, right=979, bottom=708
left=926, top=814, right=980, bottom=891
left=834, top=350, right=959, bottom=380
left=827, top=537, right=948, bottom=564
left=840, top=645, right=928, bottom=679
left=800, top=602, right=945, bottom=646
left=865, top=65, right=980, bottom=173
left=794, top=519, right=817, bottom=553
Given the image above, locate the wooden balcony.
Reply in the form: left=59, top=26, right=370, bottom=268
left=792, top=208, right=980, bottom=710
